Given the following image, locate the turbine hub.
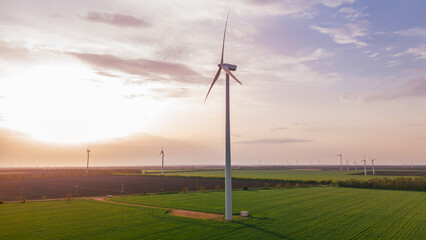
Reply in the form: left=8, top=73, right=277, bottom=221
left=219, top=63, right=237, bottom=71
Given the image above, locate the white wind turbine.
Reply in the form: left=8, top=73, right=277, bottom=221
left=159, top=144, right=165, bottom=176
left=370, top=157, right=376, bottom=175
left=360, top=155, right=367, bottom=176
left=354, top=161, right=357, bottom=171
left=86, top=145, right=90, bottom=174
left=337, top=152, right=343, bottom=171
left=205, top=11, right=242, bottom=221
left=346, top=159, right=350, bottom=171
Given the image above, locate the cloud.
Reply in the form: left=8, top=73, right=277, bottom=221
left=270, top=127, right=288, bottom=131
left=0, top=41, right=32, bottom=62
left=310, top=20, right=369, bottom=47
left=96, top=71, right=119, bottom=78
left=68, top=52, right=202, bottom=84
left=123, top=94, right=144, bottom=99
left=394, top=44, right=426, bottom=60
left=342, top=77, right=426, bottom=103
left=82, top=11, right=149, bottom=28
left=244, top=0, right=356, bottom=17
left=235, top=138, right=311, bottom=144
left=334, top=7, right=368, bottom=21
left=395, top=28, right=426, bottom=38
left=368, top=52, right=379, bottom=58
left=151, top=88, right=189, bottom=98
left=386, top=60, right=401, bottom=68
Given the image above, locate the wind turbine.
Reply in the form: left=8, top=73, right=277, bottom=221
left=370, top=157, right=375, bottom=175
left=205, top=10, right=242, bottom=221
left=337, top=152, right=343, bottom=171
left=86, top=145, right=90, bottom=174
left=360, top=155, right=367, bottom=176
left=159, top=144, right=165, bottom=176
left=346, top=159, right=349, bottom=171
left=354, top=161, right=357, bottom=171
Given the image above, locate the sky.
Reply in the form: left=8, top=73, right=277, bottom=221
left=0, top=0, right=425, bottom=167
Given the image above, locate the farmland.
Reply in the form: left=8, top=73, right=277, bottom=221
left=0, top=174, right=275, bottom=202
left=161, top=169, right=425, bottom=181
left=1, top=187, right=424, bottom=239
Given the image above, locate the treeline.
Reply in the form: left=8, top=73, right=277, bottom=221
left=336, top=177, right=425, bottom=191
left=162, top=174, right=332, bottom=185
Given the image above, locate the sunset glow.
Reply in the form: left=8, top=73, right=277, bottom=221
left=0, top=0, right=425, bottom=166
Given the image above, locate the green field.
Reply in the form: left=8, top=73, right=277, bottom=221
left=2, top=187, right=424, bottom=239
left=161, top=169, right=422, bottom=181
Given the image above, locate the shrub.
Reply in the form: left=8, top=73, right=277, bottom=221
left=0, top=200, right=4, bottom=204
left=295, top=183, right=302, bottom=188
left=242, top=186, right=248, bottom=190
left=336, top=177, right=425, bottom=191
left=22, top=199, right=26, bottom=203
left=66, top=193, right=73, bottom=200
left=276, top=183, right=281, bottom=189
left=181, top=187, right=189, bottom=193
left=264, top=183, right=270, bottom=189
left=215, top=185, right=221, bottom=191
left=285, top=183, right=291, bottom=188
left=199, top=186, right=206, bottom=192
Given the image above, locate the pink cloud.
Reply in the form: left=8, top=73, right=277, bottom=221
left=235, top=138, right=311, bottom=144
left=0, top=41, right=31, bottom=62
left=83, top=11, right=149, bottom=28
left=343, top=77, right=426, bottom=103
left=69, top=52, right=201, bottom=83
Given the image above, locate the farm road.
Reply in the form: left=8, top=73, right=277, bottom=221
left=91, top=197, right=225, bottom=220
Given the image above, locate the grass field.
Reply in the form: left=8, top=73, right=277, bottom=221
left=161, top=169, right=423, bottom=181
left=113, top=188, right=425, bottom=239
left=2, top=187, right=422, bottom=239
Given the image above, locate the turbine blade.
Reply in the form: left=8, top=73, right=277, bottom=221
left=222, top=65, right=242, bottom=85
left=221, top=10, right=230, bottom=65
left=204, top=67, right=222, bottom=102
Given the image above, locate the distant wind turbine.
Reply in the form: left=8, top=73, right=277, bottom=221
left=159, top=144, right=165, bottom=176
left=360, top=155, right=367, bottom=176
left=86, top=145, right=90, bottom=174
left=354, top=161, right=357, bottom=171
left=346, top=159, right=349, bottom=171
left=204, top=10, right=242, bottom=221
left=337, top=152, right=343, bottom=171
left=370, top=157, right=375, bottom=175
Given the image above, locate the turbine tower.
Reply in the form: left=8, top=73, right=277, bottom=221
left=361, top=155, right=367, bottom=176
left=337, top=152, right=343, bottom=171
left=86, top=145, right=90, bottom=174
left=354, top=161, right=357, bottom=171
left=370, top=157, right=375, bottom=175
left=205, top=10, right=242, bottom=221
left=346, top=159, right=349, bottom=171
left=159, top=144, right=165, bottom=176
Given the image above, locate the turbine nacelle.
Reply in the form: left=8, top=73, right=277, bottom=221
left=219, top=63, right=237, bottom=71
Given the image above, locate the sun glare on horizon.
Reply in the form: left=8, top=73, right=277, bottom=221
left=0, top=63, right=166, bottom=144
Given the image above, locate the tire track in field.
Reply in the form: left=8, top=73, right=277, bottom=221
left=280, top=189, right=373, bottom=238
left=380, top=196, right=425, bottom=239
left=288, top=190, right=397, bottom=239
left=348, top=197, right=420, bottom=240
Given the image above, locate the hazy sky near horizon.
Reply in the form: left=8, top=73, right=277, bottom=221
left=0, top=0, right=425, bottom=167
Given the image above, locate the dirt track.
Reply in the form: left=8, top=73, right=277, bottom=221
left=0, top=175, right=275, bottom=201
left=90, top=197, right=225, bottom=220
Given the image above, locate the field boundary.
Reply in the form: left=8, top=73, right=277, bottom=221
left=92, top=197, right=228, bottom=221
